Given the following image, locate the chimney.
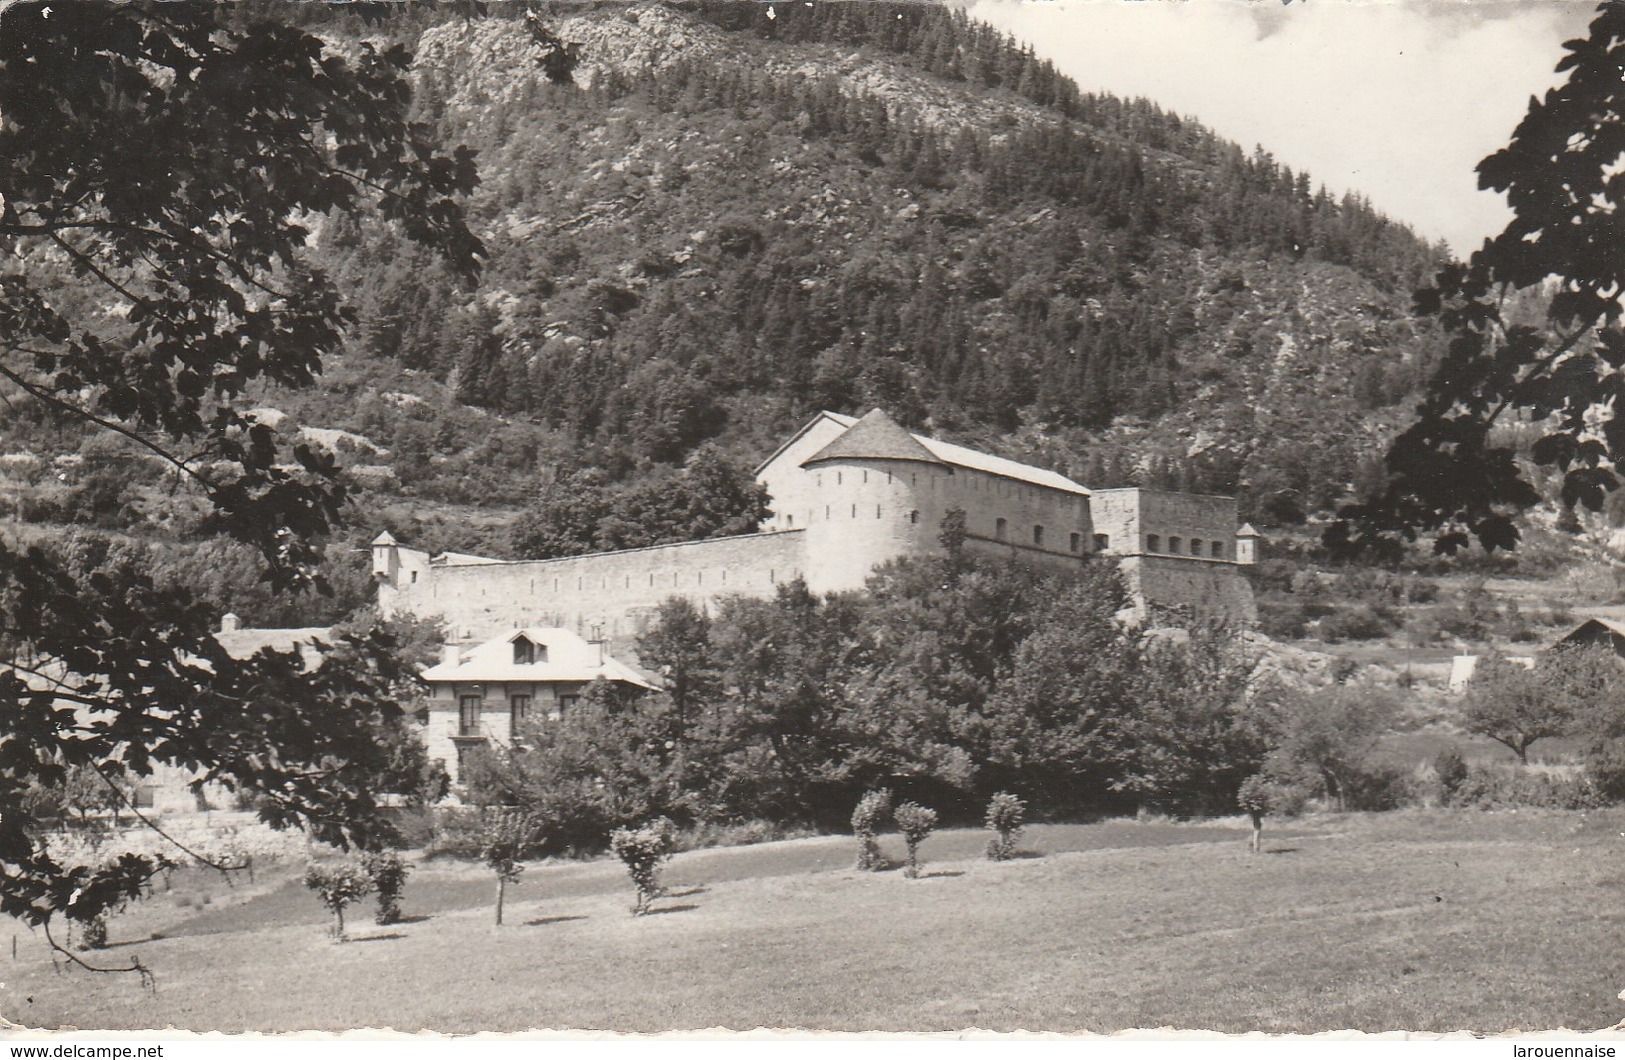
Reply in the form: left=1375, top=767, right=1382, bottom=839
left=441, top=643, right=463, bottom=668
left=220, top=612, right=241, bottom=634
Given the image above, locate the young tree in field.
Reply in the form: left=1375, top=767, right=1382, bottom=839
left=362, top=851, right=411, bottom=927
left=610, top=817, right=678, bottom=916
left=851, top=789, right=893, bottom=871
left=479, top=808, right=536, bottom=927
left=983, top=791, right=1026, bottom=862
left=1459, top=655, right=1566, bottom=765
left=893, top=802, right=938, bottom=880
left=0, top=2, right=480, bottom=969
left=305, top=860, right=375, bottom=942
left=1331, top=3, right=1625, bottom=557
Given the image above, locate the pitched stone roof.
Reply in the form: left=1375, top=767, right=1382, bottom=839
left=801, top=408, right=945, bottom=469
left=813, top=410, right=1091, bottom=497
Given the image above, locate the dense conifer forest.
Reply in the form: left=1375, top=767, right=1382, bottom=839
left=0, top=0, right=1455, bottom=624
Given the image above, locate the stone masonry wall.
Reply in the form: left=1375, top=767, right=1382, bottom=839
left=379, top=530, right=809, bottom=658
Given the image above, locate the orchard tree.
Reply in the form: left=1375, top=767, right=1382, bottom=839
left=1459, top=655, right=1566, bottom=765
left=0, top=1, right=480, bottom=970
left=1332, top=3, right=1625, bottom=557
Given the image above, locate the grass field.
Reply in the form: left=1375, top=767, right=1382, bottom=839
left=5, top=811, right=1625, bottom=1035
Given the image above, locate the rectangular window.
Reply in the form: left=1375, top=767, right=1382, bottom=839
left=995, top=517, right=1007, bottom=540
left=1032, top=525, right=1045, bottom=547
left=1093, top=533, right=1109, bottom=551
left=510, top=694, right=532, bottom=738
left=458, top=694, right=482, bottom=737
left=1071, top=532, right=1083, bottom=553
left=557, top=694, right=579, bottom=717
left=1212, top=541, right=1225, bottom=559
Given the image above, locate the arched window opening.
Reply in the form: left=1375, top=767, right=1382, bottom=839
left=1147, top=534, right=1161, bottom=552
left=1169, top=536, right=1182, bottom=554
left=1212, top=541, right=1225, bottom=559
left=995, top=517, right=1008, bottom=541
left=909, top=510, right=920, bottom=525
left=1191, top=538, right=1203, bottom=556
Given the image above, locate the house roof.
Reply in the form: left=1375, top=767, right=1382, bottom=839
left=1560, top=617, right=1625, bottom=643
left=801, top=408, right=944, bottom=469
left=214, top=627, right=330, bottom=670
left=420, top=627, right=655, bottom=688
left=778, top=410, right=1090, bottom=497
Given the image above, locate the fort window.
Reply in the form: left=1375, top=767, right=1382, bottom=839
left=1211, top=541, right=1224, bottom=559
left=1190, top=538, right=1203, bottom=556
left=787, top=514, right=794, bottom=528
left=1093, top=533, right=1108, bottom=551
left=851, top=504, right=857, bottom=518
left=876, top=505, right=882, bottom=518
left=410, top=571, right=417, bottom=584
left=1169, top=536, right=1182, bottom=554
left=825, top=505, right=830, bottom=519
left=1071, top=532, right=1082, bottom=552
left=1032, top=524, right=1045, bottom=546
left=837, top=472, right=843, bottom=485
left=863, top=470, right=868, bottom=483
left=458, top=694, right=482, bottom=737
left=1147, top=534, right=1161, bottom=552
left=509, top=694, right=531, bottom=738
left=909, top=510, right=920, bottom=524
left=995, top=517, right=1008, bottom=541
left=887, top=471, right=893, bottom=484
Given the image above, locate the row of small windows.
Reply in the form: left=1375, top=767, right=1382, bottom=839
left=1144, top=534, right=1226, bottom=559
left=458, top=691, right=579, bottom=739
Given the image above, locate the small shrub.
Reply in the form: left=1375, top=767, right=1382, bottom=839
left=1341, top=764, right=1413, bottom=812
left=1432, top=750, right=1470, bottom=804
left=1584, top=739, right=1625, bottom=803
left=984, top=792, right=1026, bottom=861
left=893, top=801, right=938, bottom=880
left=610, top=817, right=678, bottom=916
left=1451, top=763, right=1606, bottom=811
left=74, top=911, right=109, bottom=951
left=851, top=788, right=893, bottom=872
left=304, top=859, right=374, bottom=940
left=363, top=850, right=411, bottom=926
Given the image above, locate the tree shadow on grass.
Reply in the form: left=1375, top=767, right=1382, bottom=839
left=524, top=914, right=587, bottom=927
left=664, top=886, right=708, bottom=899
left=392, top=914, right=432, bottom=925
left=346, top=932, right=408, bottom=943
left=644, top=903, right=698, bottom=916
left=101, top=934, right=165, bottom=949
left=1005, top=851, right=1045, bottom=861
left=919, top=870, right=965, bottom=879
left=1265, top=847, right=1299, bottom=855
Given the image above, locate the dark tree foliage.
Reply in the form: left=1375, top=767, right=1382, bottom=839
left=0, top=3, right=479, bottom=932
left=1332, top=3, right=1625, bottom=557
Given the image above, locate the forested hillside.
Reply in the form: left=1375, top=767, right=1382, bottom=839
left=0, top=1, right=1455, bottom=624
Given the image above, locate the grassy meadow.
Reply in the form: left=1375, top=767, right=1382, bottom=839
left=5, top=811, right=1625, bottom=1035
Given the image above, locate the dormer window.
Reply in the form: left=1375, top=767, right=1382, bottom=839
left=513, top=636, right=543, bottom=666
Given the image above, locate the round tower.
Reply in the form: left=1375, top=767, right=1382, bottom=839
left=797, top=409, right=943, bottom=594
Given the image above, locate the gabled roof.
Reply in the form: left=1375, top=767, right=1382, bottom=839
left=801, top=408, right=944, bottom=469
left=420, top=627, right=655, bottom=688
left=1561, top=617, right=1625, bottom=643
left=816, top=411, right=1090, bottom=497
left=215, top=627, right=331, bottom=669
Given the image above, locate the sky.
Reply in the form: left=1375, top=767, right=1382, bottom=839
left=962, top=0, right=1601, bottom=256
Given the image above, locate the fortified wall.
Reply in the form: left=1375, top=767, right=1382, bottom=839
left=374, top=411, right=1260, bottom=658
left=375, top=530, right=808, bottom=658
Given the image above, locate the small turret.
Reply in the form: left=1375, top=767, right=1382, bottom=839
left=371, top=530, right=400, bottom=580
left=1235, top=523, right=1260, bottom=565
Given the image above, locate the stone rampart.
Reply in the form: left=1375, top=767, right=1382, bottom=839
left=380, top=530, right=809, bottom=656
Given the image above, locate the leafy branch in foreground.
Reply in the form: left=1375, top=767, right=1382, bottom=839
left=1331, top=2, right=1625, bottom=557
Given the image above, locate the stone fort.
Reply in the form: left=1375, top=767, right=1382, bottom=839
left=373, top=409, right=1259, bottom=658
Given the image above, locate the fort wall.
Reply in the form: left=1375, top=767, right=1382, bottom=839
left=1119, top=554, right=1258, bottom=625
left=378, top=530, right=809, bottom=657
